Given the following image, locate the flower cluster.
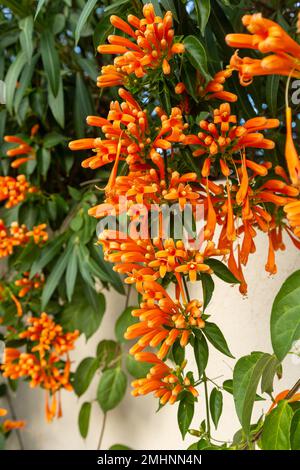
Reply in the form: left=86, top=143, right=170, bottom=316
left=1, top=313, right=79, bottom=422
left=0, top=175, right=37, bottom=208
left=4, top=124, right=39, bottom=168
left=0, top=220, right=48, bottom=258
left=97, top=4, right=184, bottom=88
left=14, top=272, right=45, bottom=298
left=71, top=5, right=300, bottom=407
left=0, top=408, right=25, bottom=434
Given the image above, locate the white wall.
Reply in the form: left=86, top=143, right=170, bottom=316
left=2, top=233, right=300, bottom=450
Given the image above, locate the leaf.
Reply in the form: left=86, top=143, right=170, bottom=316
left=223, top=379, right=265, bottom=401
left=271, top=270, right=300, bottom=361
left=74, top=72, right=94, bottom=137
left=290, top=408, right=300, bottom=450
left=41, top=244, right=72, bottom=308
left=210, top=388, right=223, bottom=429
left=30, top=235, right=65, bottom=277
left=233, top=352, right=272, bottom=435
left=266, top=75, right=280, bottom=116
left=97, top=340, right=121, bottom=371
left=205, top=259, right=239, bottom=284
left=160, top=0, right=178, bottom=22
left=193, top=330, right=208, bottom=379
left=261, top=400, right=293, bottom=450
left=115, top=307, right=137, bottom=343
left=97, top=368, right=127, bottom=412
left=195, top=0, right=211, bottom=35
left=75, top=0, right=98, bottom=46
left=109, top=444, right=132, bottom=450
left=78, top=402, right=91, bottom=439
left=125, top=354, right=152, bottom=379
left=19, top=16, right=34, bottom=62
left=4, top=50, right=27, bottom=113
left=172, top=340, right=185, bottom=366
left=201, top=273, right=214, bottom=310
left=93, top=16, right=113, bottom=50
left=203, top=322, right=234, bottom=358
left=74, top=357, right=99, bottom=397
left=66, top=247, right=78, bottom=302
left=35, top=0, right=47, bottom=19
left=177, top=394, right=195, bottom=439
left=183, top=35, right=211, bottom=82
left=48, top=75, right=64, bottom=127
left=14, top=54, right=39, bottom=114
left=261, top=355, right=280, bottom=394
left=41, top=30, right=60, bottom=97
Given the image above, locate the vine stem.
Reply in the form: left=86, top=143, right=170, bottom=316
left=96, top=285, right=131, bottom=450
left=203, top=372, right=211, bottom=439
left=97, top=412, right=107, bottom=450
left=6, top=390, right=24, bottom=450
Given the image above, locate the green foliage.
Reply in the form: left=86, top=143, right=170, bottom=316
left=97, top=368, right=127, bottom=412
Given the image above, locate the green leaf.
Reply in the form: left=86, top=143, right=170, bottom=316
left=195, top=0, right=211, bottom=35
left=193, top=330, right=208, bottom=379
left=203, top=322, right=234, bottom=358
left=223, top=379, right=265, bottom=401
left=160, top=0, right=178, bottom=21
left=205, top=259, right=239, bottom=284
left=74, top=72, right=94, bottom=137
left=233, top=352, right=272, bottom=435
left=66, top=247, right=78, bottom=302
left=41, top=244, right=72, bottom=308
left=93, top=16, right=113, bottom=50
left=48, top=75, right=64, bottom=127
left=261, top=355, right=280, bottom=394
left=97, top=340, right=121, bottom=371
left=41, top=30, right=60, bottom=97
left=261, top=400, right=293, bottom=450
left=183, top=35, right=211, bottom=82
left=14, top=54, right=39, bottom=114
left=290, top=408, right=300, bottom=450
left=178, top=394, right=195, bottom=439
left=172, top=340, right=185, bottom=366
left=125, top=354, right=152, bottom=379
left=115, top=307, right=137, bottom=343
left=4, top=50, right=27, bottom=113
left=271, top=270, right=300, bottom=361
left=30, top=235, right=65, bottom=277
left=266, top=75, right=280, bottom=116
left=75, top=0, right=98, bottom=46
left=74, top=357, right=99, bottom=397
left=19, top=16, right=34, bottom=62
left=97, top=368, right=127, bottom=412
left=109, top=444, right=132, bottom=450
left=201, top=273, right=214, bottom=310
left=210, top=388, right=223, bottom=429
left=78, top=402, right=92, bottom=439
left=35, top=0, right=47, bottom=19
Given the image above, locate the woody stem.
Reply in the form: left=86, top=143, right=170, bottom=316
left=182, top=276, right=190, bottom=303
left=285, top=377, right=300, bottom=400
left=97, top=412, right=107, bottom=450
left=203, top=372, right=211, bottom=439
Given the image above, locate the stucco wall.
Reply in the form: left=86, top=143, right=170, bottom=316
left=2, top=233, right=300, bottom=450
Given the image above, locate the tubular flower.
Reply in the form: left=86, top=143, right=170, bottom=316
left=185, top=103, right=279, bottom=177
left=69, top=90, right=187, bottom=180
left=97, top=5, right=184, bottom=84
left=226, top=14, right=300, bottom=85
left=4, top=125, right=39, bottom=168
left=3, top=420, right=26, bottom=433
left=201, top=68, right=238, bottom=102
left=284, top=201, right=300, bottom=238
left=125, top=289, right=205, bottom=359
left=131, top=353, right=198, bottom=404
left=2, top=314, right=79, bottom=422
left=0, top=175, right=37, bottom=208
left=15, top=272, right=45, bottom=298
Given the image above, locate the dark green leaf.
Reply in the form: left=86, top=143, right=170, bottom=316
left=78, top=402, right=92, bottom=439
left=41, top=30, right=60, bottom=97
left=75, top=0, right=98, bottom=46
left=66, top=247, right=78, bottom=302
left=193, top=330, right=208, bottom=379
left=290, top=408, right=300, bottom=450
left=19, top=16, right=34, bottom=62
left=201, top=273, right=214, bottom=310
left=195, top=0, right=211, bottom=35
left=109, top=444, right=132, bottom=450
left=41, top=244, right=72, bottom=308
left=74, top=357, right=99, bottom=396
left=97, top=340, right=121, bottom=371
left=210, top=388, right=223, bottom=429
left=271, top=270, right=300, bottom=361
left=178, top=394, right=195, bottom=439
left=97, top=368, right=127, bottom=412
left=261, top=400, right=293, bottom=450
left=205, top=259, right=239, bottom=284
left=115, top=307, right=137, bottom=343
left=183, top=35, right=211, bottom=82
left=5, top=51, right=27, bottom=113
left=203, top=322, right=234, bottom=358
left=125, top=354, right=152, bottom=379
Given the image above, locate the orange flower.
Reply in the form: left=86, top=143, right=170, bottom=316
left=15, top=272, right=44, bottom=298
left=3, top=420, right=26, bottom=432
left=4, top=125, right=39, bottom=168
left=284, top=200, right=300, bottom=238
left=268, top=389, right=300, bottom=413
left=186, top=102, right=278, bottom=177
left=97, top=6, right=184, bottom=83
left=202, top=69, right=237, bottom=102
left=0, top=174, right=36, bottom=208
left=0, top=408, right=7, bottom=417
left=131, top=353, right=198, bottom=404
